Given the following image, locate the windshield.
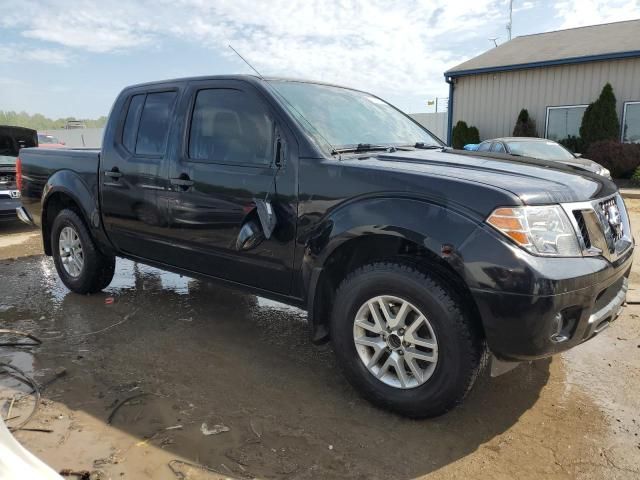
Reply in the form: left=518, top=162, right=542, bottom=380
left=270, top=81, right=442, bottom=151
left=38, top=134, right=61, bottom=144
left=506, top=140, right=575, bottom=161
left=0, top=154, right=16, bottom=165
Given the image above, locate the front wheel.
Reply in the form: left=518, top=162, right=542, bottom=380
left=51, top=209, right=115, bottom=294
left=330, top=262, right=483, bottom=418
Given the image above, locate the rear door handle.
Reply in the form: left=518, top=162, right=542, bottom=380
left=104, top=168, right=122, bottom=179
left=170, top=175, right=194, bottom=190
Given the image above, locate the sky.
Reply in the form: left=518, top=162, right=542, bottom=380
left=0, top=0, right=639, bottom=119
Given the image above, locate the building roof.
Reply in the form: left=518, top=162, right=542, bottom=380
left=446, top=19, right=640, bottom=78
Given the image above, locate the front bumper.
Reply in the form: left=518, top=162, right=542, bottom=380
left=0, top=191, right=21, bottom=221
left=472, top=247, right=633, bottom=361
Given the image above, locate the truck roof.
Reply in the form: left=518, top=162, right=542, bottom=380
left=123, top=74, right=369, bottom=95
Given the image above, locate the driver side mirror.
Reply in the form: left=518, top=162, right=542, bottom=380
left=236, top=220, right=265, bottom=251
left=574, top=153, right=582, bottom=158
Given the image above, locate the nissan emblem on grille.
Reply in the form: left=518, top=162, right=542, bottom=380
left=602, top=201, right=623, bottom=239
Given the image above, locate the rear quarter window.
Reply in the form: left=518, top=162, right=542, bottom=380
left=121, top=91, right=177, bottom=156
left=122, top=94, right=145, bottom=152
left=136, top=92, right=177, bottom=156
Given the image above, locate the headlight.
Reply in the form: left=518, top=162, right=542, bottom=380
left=487, top=205, right=581, bottom=256
left=599, top=167, right=611, bottom=179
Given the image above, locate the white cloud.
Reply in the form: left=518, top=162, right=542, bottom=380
left=0, top=44, right=72, bottom=65
left=554, top=0, right=640, bottom=28
left=0, top=0, right=507, bottom=100
left=1, top=0, right=639, bottom=108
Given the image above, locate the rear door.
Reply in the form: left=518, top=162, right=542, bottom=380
left=100, top=85, right=179, bottom=260
left=162, top=79, right=298, bottom=295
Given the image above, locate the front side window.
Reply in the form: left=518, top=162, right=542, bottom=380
left=622, top=102, right=640, bottom=144
left=546, top=105, right=587, bottom=142
left=476, top=142, right=491, bottom=152
left=135, top=91, right=177, bottom=156
left=270, top=81, right=441, bottom=151
left=188, top=89, right=274, bottom=166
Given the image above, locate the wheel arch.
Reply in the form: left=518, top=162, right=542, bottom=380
left=41, top=171, right=111, bottom=256
left=302, top=197, right=484, bottom=344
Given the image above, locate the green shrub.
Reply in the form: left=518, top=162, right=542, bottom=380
left=631, top=167, right=640, bottom=186
left=451, top=121, right=480, bottom=149
left=467, top=126, right=480, bottom=144
left=559, top=135, right=586, bottom=153
left=512, top=109, right=537, bottom=137
left=580, top=83, right=620, bottom=150
left=585, top=140, right=640, bottom=179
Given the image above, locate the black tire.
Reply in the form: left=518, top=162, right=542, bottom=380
left=51, top=208, right=116, bottom=294
left=330, top=262, right=483, bottom=418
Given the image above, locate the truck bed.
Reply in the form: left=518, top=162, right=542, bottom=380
left=19, top=147, right=101, bottom=226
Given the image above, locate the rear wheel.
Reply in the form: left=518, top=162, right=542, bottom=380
left=51, top=209, right=115, bottom=294
left=330, top=262, right=483, bottom=417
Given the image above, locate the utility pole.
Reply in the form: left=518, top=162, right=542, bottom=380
left=507, top=0, right=513, bottom=41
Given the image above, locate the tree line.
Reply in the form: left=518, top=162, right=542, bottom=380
left=0, top=110, right=107, bottom=130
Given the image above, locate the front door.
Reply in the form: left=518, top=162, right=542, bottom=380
left=100, top=87, right=178, bottom=260
left=163, top=80, right=298, bottom=295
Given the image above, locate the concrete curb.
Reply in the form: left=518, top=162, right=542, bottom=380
left=620, top=189, right=640, bottom=200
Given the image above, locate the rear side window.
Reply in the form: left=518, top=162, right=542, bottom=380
left=136, top=91, right=177, bottom=155
left=122, top=94, right=145, bottom=152
left=188, top=89, right=274, bottom=166
left=491, top=142, right=506, bottom=153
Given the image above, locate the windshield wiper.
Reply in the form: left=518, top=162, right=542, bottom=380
left=413, top=142, right=443, bottom=150
left=331, top=143, right=391, bottom=155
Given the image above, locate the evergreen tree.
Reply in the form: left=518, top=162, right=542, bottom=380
left=512, top=109, right=537, bottom=137
left=579, top=83, right=620, bottom=149
left=452, top=121, right=480, bottom=149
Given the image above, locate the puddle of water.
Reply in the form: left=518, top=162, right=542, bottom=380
left=0, top=349, right=35, bottom=394
left=257, top=297, right=306, bottom=318
left=106, top=260, right=192, bottom=295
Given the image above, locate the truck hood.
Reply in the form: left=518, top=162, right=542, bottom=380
left=347, top=148, right=617, bottom=204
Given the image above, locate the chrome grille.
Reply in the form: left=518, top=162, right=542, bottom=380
left=564, top=193, right=632, bottom=261
left=0, top=173, right=15, bottom=185
left=573, top=211, right=591, bottom=248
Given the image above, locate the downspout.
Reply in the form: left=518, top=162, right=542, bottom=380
left=446, top=76, right=455, bottom=146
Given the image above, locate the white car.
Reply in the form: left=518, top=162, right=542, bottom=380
left=475, top=137, right=611, bottom=178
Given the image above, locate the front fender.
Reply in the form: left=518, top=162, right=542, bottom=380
left=304, top=196, right=482, bottom=276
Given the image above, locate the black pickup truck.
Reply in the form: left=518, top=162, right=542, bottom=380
left=17, top=75, right=633, bottom=417
left=1, top=125, right=37, bottom=221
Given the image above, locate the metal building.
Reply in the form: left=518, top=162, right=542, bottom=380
left=444, top=20, right=640, bottom=145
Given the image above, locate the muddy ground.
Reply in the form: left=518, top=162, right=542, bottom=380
left=1, top=203, right=639, bottom=480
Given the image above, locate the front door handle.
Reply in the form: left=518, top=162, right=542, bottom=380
left=170, top=174, right=194, bottom=190
left=104, top=168, right=122, bottom=179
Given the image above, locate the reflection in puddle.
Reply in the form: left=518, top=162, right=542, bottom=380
left=106, top=260, right=191, bottom=295
left=31, top=256, right=307, bottom=323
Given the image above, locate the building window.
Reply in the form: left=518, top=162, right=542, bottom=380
left=622, top=101, right=640, bottom=144
left=545, top=105, right=588, bottom=142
